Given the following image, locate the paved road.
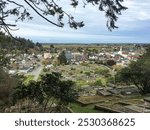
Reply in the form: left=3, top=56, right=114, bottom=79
left=26, top=65, right=43, bottom=81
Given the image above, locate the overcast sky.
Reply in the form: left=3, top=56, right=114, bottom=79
left=8, top=0, right=150, bottom=43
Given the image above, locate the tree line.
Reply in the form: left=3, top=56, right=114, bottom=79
left=0, top=32, right=35, bottom=51
left=8, top=72, right=77, bottom=112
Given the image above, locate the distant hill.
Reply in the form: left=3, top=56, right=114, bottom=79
left=0, top=32, right=37, bottom=52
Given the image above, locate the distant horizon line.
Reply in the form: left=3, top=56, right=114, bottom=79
left=39, top=42, right=150, bottom=45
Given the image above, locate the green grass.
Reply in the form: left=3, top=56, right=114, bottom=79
left=43, top=64, right=112, bottom=88
left=76, top=80, right=89, bottom=86
left=23, top=75, right=34, bottom=85
left=70, top=103, right=102, bottom=113
left=98, top=77, right=107, bottom=86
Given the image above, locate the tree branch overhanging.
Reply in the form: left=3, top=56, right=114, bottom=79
left=0, top=0, right=127, bottom=35
left=24, top=0, right=63, bottom=27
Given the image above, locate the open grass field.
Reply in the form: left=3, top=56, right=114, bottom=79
left=70, top=103, right=103, bottom=113
left=44, top=63, right=111, bottom=88
left=43, top=44, right=135, bottom=48
left=43, top=44, right=103, bottom=49
left=23, top=75, right=34, bottom=85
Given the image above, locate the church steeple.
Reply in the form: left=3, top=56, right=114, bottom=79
left=118, top=46, right=123, bottom=55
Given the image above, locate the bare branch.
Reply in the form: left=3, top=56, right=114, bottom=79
left=24, top=0, right=63, bottom=27
left=6, top=0, right=25, bottom=8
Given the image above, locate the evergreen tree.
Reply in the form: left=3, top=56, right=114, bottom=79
left=116, top=46, right=150, bottom=94
left=58, top=51, right=67, bottom=65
